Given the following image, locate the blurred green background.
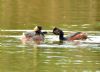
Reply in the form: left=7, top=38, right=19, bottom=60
left=0, top=1, right=100, bottom=72
left=0, top=0, right=100, bottom=30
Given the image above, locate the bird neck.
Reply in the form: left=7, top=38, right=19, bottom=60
left=59, top=31, right=65, bottom=40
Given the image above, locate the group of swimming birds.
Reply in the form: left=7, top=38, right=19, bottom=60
left=20, top=26, right=88, bottom=45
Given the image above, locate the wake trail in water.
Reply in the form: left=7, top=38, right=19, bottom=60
left=0, top=29, right=100, bottom=48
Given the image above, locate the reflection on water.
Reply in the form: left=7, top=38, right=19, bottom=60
left=0, top=33, right=100, bottom=72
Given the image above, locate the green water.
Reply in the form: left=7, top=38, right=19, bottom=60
left=0, top=0, right=100, bottom=72
left=0, top=32, right=100, bottom=72
left=0, top=0, right=100, bottom=30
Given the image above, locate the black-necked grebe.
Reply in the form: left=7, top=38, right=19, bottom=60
left=53, top=27, right=87, bottom=42
left=21, top=26, right=46, bottom=44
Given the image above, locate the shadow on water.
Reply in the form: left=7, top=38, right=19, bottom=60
left=0, top=31, right=100, bottom=72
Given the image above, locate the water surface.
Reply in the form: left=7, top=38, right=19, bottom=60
left=0, top=32, right=100, bottom=72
